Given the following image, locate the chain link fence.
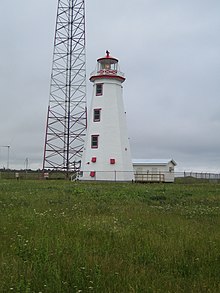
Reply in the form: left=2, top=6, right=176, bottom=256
left=0, top=169, right=220, bottom=182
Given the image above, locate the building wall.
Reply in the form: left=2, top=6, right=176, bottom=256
left=133, top=162, right=175, bottom=182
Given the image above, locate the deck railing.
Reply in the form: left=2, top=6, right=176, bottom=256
left=90, top=69, right=125, bottom=77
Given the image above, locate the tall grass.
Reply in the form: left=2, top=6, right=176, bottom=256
left=1, top=180, right=220, bottom=292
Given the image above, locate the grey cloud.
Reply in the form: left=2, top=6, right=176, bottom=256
left=0, top=0, right=219, bottom=171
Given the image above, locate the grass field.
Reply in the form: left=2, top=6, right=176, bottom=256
left=1, top=180, right=220, bottom=292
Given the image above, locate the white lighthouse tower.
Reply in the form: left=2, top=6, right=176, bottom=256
left=80, top=51, right=134, bottom=181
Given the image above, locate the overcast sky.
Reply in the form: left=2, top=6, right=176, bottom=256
left=0, top=0, right=219, bottom=172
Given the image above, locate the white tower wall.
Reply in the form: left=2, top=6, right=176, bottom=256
left=80, top=52, right=134, bottom=181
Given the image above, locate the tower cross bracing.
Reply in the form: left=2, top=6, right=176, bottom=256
left=43, top=0, right=86, bottom=174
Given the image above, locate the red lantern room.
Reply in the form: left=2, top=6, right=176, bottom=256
left=90, top=50, right=125, bottom=83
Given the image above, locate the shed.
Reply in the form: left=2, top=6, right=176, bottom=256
left=132, top=159, right=177, bottom=183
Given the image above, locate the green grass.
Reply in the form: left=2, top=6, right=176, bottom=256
left=1, top=180, right=220, bottom=292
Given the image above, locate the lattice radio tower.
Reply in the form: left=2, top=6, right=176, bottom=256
left=43, top=0, right=87, bottom=175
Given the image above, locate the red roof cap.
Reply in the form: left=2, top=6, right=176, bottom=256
left=97, top=50, right=118, bottom=63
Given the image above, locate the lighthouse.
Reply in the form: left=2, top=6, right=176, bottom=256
left=80, top=51, right=134, bottom=181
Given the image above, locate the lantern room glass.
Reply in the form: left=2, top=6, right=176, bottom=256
left=98, top=60, right=118, bottom=71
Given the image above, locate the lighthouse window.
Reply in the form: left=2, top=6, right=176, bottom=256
left=93, top=109, right=101, bottom=122
left=91, top=135, right=99, bottom=148
left=96, top=83, right=103, bottom=96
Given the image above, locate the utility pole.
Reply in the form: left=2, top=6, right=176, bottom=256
left=43, top=0, right=87, bottom=177
left=0, top=145, right=10, bottom=169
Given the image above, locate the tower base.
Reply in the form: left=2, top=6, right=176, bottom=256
left=79, top=170, right=134, bottom=182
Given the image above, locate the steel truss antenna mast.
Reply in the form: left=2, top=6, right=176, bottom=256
left=43, top=0, right=87, bottom=175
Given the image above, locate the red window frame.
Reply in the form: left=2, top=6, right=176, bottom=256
left=110, top=158, right=115, bottom=164
left=93, top=108, right=101, bottom=122
left=91, top=135, right=99, bottom=148
left=96, top=83, right=103, bottom=96
left=90, top=171, right=96, bottom=177
left=91, top=157, right=97, bottom=163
